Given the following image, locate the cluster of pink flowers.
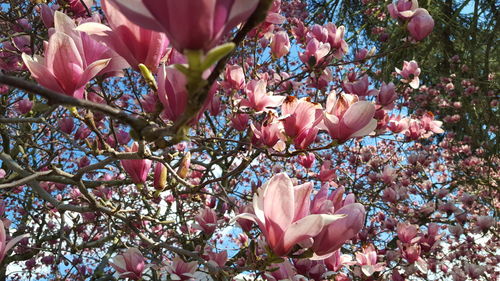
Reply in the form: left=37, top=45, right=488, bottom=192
left=388, top=0, right=435, bottom=41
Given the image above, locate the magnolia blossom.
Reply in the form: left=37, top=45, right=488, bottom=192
left=320, top=92, right=377, bottom=143
left=264, top=261, right=300, bottom=281
left=236, top=173, right=344, bottom=256
left=355, top=245, right=385, bottom=277
left=166, top=257, right=198, bottom=280
left=324, top=249, right=353, bottom=272
left=408, top=8, right=435, bottom=41
left=325, top=23, right=348, bottom=59
left=108, top=0, right=259, bottom=52
left=120, top=142, right=152, bottom=184
left=0, top=220, right=29, bottom=265
left=193, top=208, right=218, bottom=235
left=22, top=11, right=126, bottom=98
left=230, top=113, right=250, bottom=131
left=310, top=186, right=366, bottom=257
left=224, top=64, right=245, bottom=90
left=297, top=153, right=316, bottom=169
left=157, top=64, right=189, bottom=122
left=76, top=0, right=169, bottom=71
left=15, top=99, right=33, bottom=115
left=343, top=75, right=379, bottom=97
left=109, top=248, right=146, bottom=280
left=388, top=0, right=419, bottom=20
left=67, top=0, right=94, bottom=17
left=240, top=80, right=285, bottom=112
left=39, top=4, right=56, bottom=28
left=270, top=31, right=291, bottom=58
left=377, top=82, right=397, bottom=109
left=251, top=115, right=285, bottom=150
left=280, top=96, right=323, bottom=140
left=299, top=38, right=331, bottom=66
left=396, top=60, right=421, bottom=89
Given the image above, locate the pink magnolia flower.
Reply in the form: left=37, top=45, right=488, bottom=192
left=193, top=208, right=218, bottom=236
left=157, top=64, right=188, bottom=122
left=230, top=113, right=249, bottom=131
left=224, top=64, right=245, bottom=90
left=264, top=261, right=299, bottom=281
left=157, top=64, right=216, bottom=123
left=320, top=92, right=377, bottom=143
left=109, top=247, right=146, bottom=280
left=377, top=82, right=397, bottom=109
left=407, top=8, right=434, bottom=41
left=0, top=35, right=31, bottom=72
left=317, top=161, right=336, bottom=182
left=397, top=223, right=421, bottom=244
left=58, top=117, right=75, bottom=134
left=355, top=47, right=375, bottom=61
left=236, top=205, right=255, bottom=233
left=206, top=250, right=227, bottom=267
left=0, top=220, right=29, bottom=265
left=75, top=125, right=91, bottom=140
left=299, top=38, right=331, bottom=66
left=293, top=126, right=319, bottom=149
left=280, top=96, right=323, bottom=139
left=236, top=173, right=344, bottom=256
left=166, top=257, right=198, bottom=281
left=76, top=0, right=169, bottom=71
left=387, top=0, right=419, bottom=20
left=67, top=0, right=94, bottom=18
left=355, top=244, right=385, bottom=277
left=22, top=12, right=126, bottom=99
left=297, top=153, right=316, bottom=169
left=251, top=116, right=284, bottom=149
left=240, top=80, right=285, bottom=113
left=324, top=249, right=353, bottom=272
left=39, top=4, right=56, bottom=28
left=120, top=142, right=152, bottom=184
left=396, top=60, right=421, bottom=89
left=325, top=23, right=348, bottom=59
left=310, top=186, right=366, bottom=257
left=380, top=166, right=397, bottom=185
left=420, top=112, right=444, bottom=136
left=107, top=0, right=259, bottom=52
left=343, top=75, right=378, bottom=97
left=15, top=99, right=33, bottom=115
left=308, top=24, right=329, bottom=42
left=387, top=115, right=409, bottom=133
left=270, top=31, right=291, bottom=58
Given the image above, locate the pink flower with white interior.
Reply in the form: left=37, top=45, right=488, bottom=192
left=387, top=0, right=419, bottom=20
left=109, top=247, right=146, bottom=280
left=396, top=60, right=421, bottom=89
left=320, top=92, right=377, bottom=143
left=240, top=80, right=285, bottom=113
left=236, top=173, right=344, bottom=256
left=76, top=0, right=169, bottom=71
left=355, top=244, right=385, bottom=277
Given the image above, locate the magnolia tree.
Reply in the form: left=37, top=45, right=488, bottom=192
left=0, top=0, right=498, bottom=280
